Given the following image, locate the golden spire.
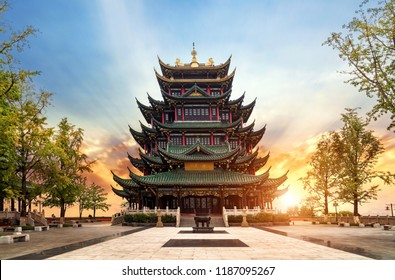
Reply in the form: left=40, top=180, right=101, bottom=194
left=190, top=42, right=199, bottom=67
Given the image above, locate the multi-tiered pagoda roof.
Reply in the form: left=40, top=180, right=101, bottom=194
left=112, top=47, right=288, bottom=213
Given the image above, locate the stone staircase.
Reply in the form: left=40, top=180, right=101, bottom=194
left=179, top=214, right=225, bottom=227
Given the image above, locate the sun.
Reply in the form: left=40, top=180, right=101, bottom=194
left=281, top=192, right=300, bottom=208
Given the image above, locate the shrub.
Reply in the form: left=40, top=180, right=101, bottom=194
left=273, top=213, right=290, bottom=222
left=161, top=214, right=176, bottom=223
left=227, top=215, right=242, bottom=223
left=255, top=212, right=275, bottom=222
left=21, top=225, right=34, bottom=231
left=124, top=213, right=158, bottom=223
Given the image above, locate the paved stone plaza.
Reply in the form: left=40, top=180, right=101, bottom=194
left=2, top=221, right=394, bottom=260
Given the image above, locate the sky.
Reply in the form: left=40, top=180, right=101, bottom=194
left=3, top=0, right=394, bottom=217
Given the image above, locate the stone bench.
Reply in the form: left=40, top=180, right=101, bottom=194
left=383, top=225, right=393, bottom=230
left=0, top=227, right=17, bottom=232
left=0, top=233, right=30, bottom=244
left=34, top=226, right=49, bottom=231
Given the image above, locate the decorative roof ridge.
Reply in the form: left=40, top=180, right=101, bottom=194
left=127, top=152, right=145, bottom=171
left=241, top=97, right=256, bottom=110
left=274, top=185, right=289, bottom=197
left=147, top=92, right=165, bottom=106
left=139, top=148, right=164, bottom=164
left=169, top=140, right=213, bottom=155
left=238, top=120, right=255, bottom=133
left=112, top=170, right=139, bottom=188
left=183, top=84, right=211, bottom=97
left=140, top=121, right=157, bottom=134
left=128, top=125, right=146, bottom=148
left=155, top=67, right=236, bottom=83
left=157, top=55, right=232, bottom=71
left=260, top=171, right=289, bottom=189
left=254, top=151, right=270, bottom=162
left=255, top=167, right=271, bottom=182
left=160, top=86, right=232, bottom=102
left=250, top=124, right=267, bottom=137
left=251, top=151, right=270, bottom=171
left=228, top=91, right=245, bottom=106
left=129, top=168, right=271, bottom=188
left=235, top=148, right=259, bottom=164
left=136, top=97, right=155, bottom=123
left=157, top=143, right=240, bottom=162
left=128, top=125, right=144, bottom=137
left=111, top=186, right=130, bottom=198
left=136, top=97, right=154, bottom=111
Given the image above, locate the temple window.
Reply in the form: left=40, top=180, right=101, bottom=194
left=221, top=112, right=229, bottom=121
left=172, top=136, right=182, bottom=145
left=157, top=140, right=167, bottom=149
left=201, top=136, right=210, bottom=145
left=172, top=91, right=181, bottom=96
left=184, top=107, right=211, bottom=121
left=230, top=139, right=238, bottom=149
left=185, top=137, right=196, bottom=145
left=214, top=136, right=225, bottom=145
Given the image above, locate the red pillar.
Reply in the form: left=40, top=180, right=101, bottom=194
left=216, top=106, right=220, bottom=121
left=229, top=111, right=233, bottom=123
left=182, top=133, right=185, bottom=145
left=209, top=105, right=212, bottom=121
left=182, top=106, right=185, bottom=121
left=162, top=112, right=164, bottom=123
left=210, top=132, right=214, bottom=145
left=206, top=85, right=211, bottom=94
left=181, top=87, right=185, bottom=95
left=174, top=106, right=178, bottom=121
left=226, top=134, right=229, bottom=141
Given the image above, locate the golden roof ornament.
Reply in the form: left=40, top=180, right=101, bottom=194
left=205, top=57, right=214, bottom=66
left=190, top=42, right=199, bottom=67
left=175, top=58, right=184, bottom=66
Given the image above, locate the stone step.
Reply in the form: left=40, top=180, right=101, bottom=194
left=180, top=215, right=225, bottom=227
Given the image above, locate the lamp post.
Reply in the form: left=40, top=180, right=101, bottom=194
left=333, top=201, right=339, bottom=223
left=385, top=203, right=394, bottom=217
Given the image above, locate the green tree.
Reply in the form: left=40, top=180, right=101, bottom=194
left=0, top=89, right=18, bottom=210
left=286, top=205, right=299, bottom=217
left=0, top=0, right=38, bottom=99
left=324, top=0, right=395, bottom=131
left=0, top=0, right=38, bottom=210
left=333, top=108, right=394, bottom=219
left=43, top=118, right=93, bottom=218
left=300, top=134, right=341, bottom=215
left=85, top=183, right=110, bottom=219
left=299, top=195, right=321, bottom=217
left=12, top=90, right=53, bottom=216
left=76, top=178, right=91, bottom=219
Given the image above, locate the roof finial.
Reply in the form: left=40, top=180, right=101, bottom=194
left=191, top=42, right=198, bottom=67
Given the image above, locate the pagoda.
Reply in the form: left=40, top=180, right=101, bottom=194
left=111, top=46, right=288, bottom=213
